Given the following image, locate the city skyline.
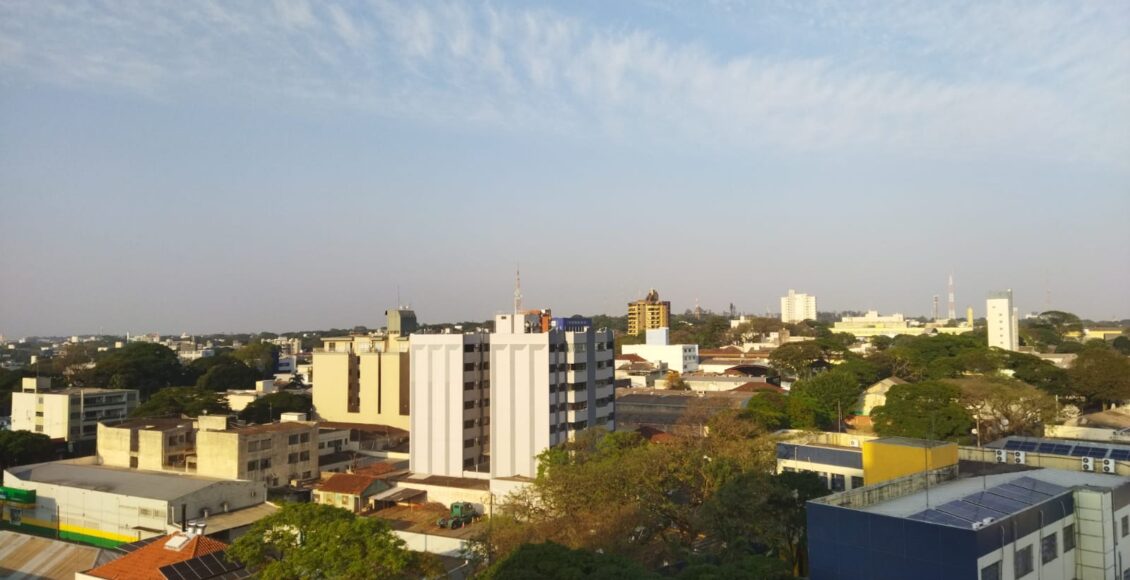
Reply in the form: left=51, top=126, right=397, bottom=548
left=1, top=1, right=1127, bottom=336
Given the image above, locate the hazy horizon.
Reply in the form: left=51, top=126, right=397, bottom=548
left=2, top=1, right=1128, bottom=338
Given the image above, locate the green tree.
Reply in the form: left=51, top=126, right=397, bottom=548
left=952, top=377, right=1056, bottom=441
left=786, top=370, right=863, bottom=431
left=238, top=391, right=313, bottom=423
left=745, top=391, right=789, bottom=431
left=699, top=470, right=828, bottom=576
left=233, top=342, right=281, bottom=378
left=0, top=430, right=57, bottom=469
left=228, top=503, right=440, bottom=579
left=768, top=341, right=825, bottom=379
left=666, top=370, right=690, bottom=391
left=480, top=542, right=656, bottom=580
left=1069, top=346, right=1130, bottom=410
left=1114, top=336, right=1130, bottom=356
left=196, top=359, right=261, bottom=391
left=0, top=368, right=25, bottom=415
left=131, top=387, right=230, bottom=418
left=76, top=343, right=184, bottom=397
left=871, top=381, right=973, bottom=441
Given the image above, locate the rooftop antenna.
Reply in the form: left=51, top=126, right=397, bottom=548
left=947, top=272, right=956, bottom=320
left=514, top=265, right=522, bottom=315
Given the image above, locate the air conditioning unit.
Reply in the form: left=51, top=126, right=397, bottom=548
left=849, top=439, right=860, bottom=448
left=1102, top=458, right=1116, bottom=474
left=1082, top=457, right=1095, bottom=472
left=995, top=449, right=1008, bottom=464
left=1012, top=451, right=1026, bottom=465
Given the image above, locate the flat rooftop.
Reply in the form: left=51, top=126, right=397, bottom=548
left=858, top=468, right=1130, bottom=520
left=110, top=417, right=193, bottom=431
left=371, top=504, right=483, bottom=539
left=6, top=459, right=234, bottom=501
left=872, top=436, right=952, bottom=449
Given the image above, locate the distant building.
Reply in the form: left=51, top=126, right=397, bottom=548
left=987, top=290, right=1019, bottom=351
left=627, top=289, right=671, bottom=336
left=10, top=378, right=138, bottom=442
left=621, top=328, right=699, bottom=374
left=780, top=289, right=817, bottom=323
left=311, top=308, right=415, bottom=431
left=225, top=379, right=279, bottom=412
left=808, top=467, right=1130, bottom=580
left=832, top=310, right=922, bottom=338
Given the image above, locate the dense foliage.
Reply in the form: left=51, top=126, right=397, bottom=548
left=0, top=430, right=56, bottom=469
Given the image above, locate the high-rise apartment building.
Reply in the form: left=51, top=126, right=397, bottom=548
left=627, top=289, right=670, bottom=336
left=987, top=290, right=1019, bottom=351
left=409, top=312, right=615, bottom=479
left=10, top=378, right=138, bottom=442
left=311, top=308, right=416, bottom=430
left=780, top=289, right=817, bottom=323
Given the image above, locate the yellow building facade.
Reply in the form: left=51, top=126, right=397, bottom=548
left=862, top=437, right=958, bottom=485
left=628, top=289, right=670, bottom=336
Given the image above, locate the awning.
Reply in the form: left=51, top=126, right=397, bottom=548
left=371, top=487, right=425, bottom=503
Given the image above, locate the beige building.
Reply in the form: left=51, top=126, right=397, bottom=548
left=832, top=310, right=923, bottom=338
left=780, top=289, right=817, bottom=323
left=10, top=377, right=138, bottom=442
left=627, top=289, right=670, bottom=336
left=98, top=413, right=320, bottom=487
left=312, top=473, right=388, bottom=513
left=311, top=309, right=415, bottom=430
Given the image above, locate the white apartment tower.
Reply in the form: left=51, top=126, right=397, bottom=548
left=780, top=289, right=817, bottom=323
left=987, top=289, right=1019, bottom=351
left=10, top=377, right=139, bottom=442
left=409, top=311, right=615, bottom=480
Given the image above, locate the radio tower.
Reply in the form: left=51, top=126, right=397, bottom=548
left=514, top=266, right=523, bottom=314
left=932, top=295, right=940, bottom=321
left=947, top=273, right=956, bottom=320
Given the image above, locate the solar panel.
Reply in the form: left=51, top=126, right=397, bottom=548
left=1037, top=442, right=1058, bottom=453
left=989, top=483, right=1052, bottom=505
left=964, top=492, right=1029, bottom=514
left=935, top=499, right=1007, bottom=523
left=116, top=536, right=161, bottom=553
left=1070, top=446, right=1094, bottom=457
left=1110, top=450, right=1130, bottom=461
left=908, top=509, right=973, bottom=527
left=1053, top=444, right=1073, bottom=454
left=1089, top=448, right=1110, bottom=458
left=1003, top=440, right=1023, bottom=450
left=1018, top=441, right=1039, bottom=452
left=159, top=552, right=244, bottom=580
left=1010, top=476, right=1068, bottom=496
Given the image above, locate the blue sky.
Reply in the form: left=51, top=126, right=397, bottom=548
left=0, top=0, right=1127, bottom=336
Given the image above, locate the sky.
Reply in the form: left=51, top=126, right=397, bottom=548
left=0, top=0, right=1128, bottom=337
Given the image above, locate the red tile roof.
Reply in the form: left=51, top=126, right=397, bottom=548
left=731, top=381, right=784, bottom=393
left=84, top=533, right=228, bottom=580
left=615, top=353, right=647, bottom=363
left=318, top=473, right=380, bottom=495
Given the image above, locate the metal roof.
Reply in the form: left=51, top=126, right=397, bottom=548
left=7, top=460, right=231, bottom=501
left=907, top=476, right=1069, bottom=528
left=996, top=436, right=1130, bottom=462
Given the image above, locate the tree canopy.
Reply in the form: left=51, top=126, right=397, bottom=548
left=227, top=503, right=441, bottom=579
left=74, top=342, right=184, bottom=397
left=0, top=430, right=56, bottom=470
left=238, top=391, right=313, bottom=423
left=233, top=342, right=281, bottom=378
left=131, top=387, right=230, bottom=418
left=871, top=381, right=973, bottom=441
left=480, top=542, right=655, bottom=580
left=1069, top=346, right=1130, bottom=409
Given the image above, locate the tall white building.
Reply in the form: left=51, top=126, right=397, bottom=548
left=987, top=289, right=1020, bottom=351
left=409, top=312, right=615, bottom=480
left=780, top=289, right=817, bottom=323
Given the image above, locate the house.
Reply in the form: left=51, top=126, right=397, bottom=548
left=77, top=529, right=246, bottom=580
left=312, top=473, right=389, bottom=513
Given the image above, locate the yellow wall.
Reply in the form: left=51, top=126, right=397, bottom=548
left=312, top=337, right=410, bottom=430
left=862, top=439, right=958, bottom=485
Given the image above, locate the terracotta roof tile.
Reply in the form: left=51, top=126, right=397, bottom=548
left=85, top=533, right=228, bottom=580
left=318, top=473, right=379, bottom=495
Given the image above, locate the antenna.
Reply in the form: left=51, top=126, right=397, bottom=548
left=396, top=285, right=401, bottom=309
left=514, top=265, right=522, bottom=314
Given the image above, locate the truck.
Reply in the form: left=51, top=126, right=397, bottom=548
left=436, top=502, right=478, bottom=529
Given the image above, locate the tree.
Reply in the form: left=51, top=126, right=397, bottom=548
left=699, top=470, right=828, bottom=576
left=227, top=503, right=440, bottom=579
left=233, top=342, right=281, bottom=378
left=665, top=370, right=690, bottom=391
left=0, top=368, right=25, bottom=415
left=239, top=392, right=313, bottom=423
left=745, top=391, right=789, bottom=431
left=1069, top=346, right=1130, bottom=410
left=131, top=387, right=230, bottom=418
left=786, top=370, right=863, bottom=431
left=480, top=542, right=655, bottom=579
left=1114, top=336, right=1130, bottom=356
left=196, top=359, right=261, bottom=391
left=0, top=430, right=56, bottom=470
left=952, top=377, right=1056, bottom=441
left=768, top=341, right=824, bottom=379
left=75, top=342, right=184, bottom=397
left=871, top=381, right=973, bottom=441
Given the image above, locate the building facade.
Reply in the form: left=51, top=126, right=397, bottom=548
left=780, top=289, right=817, bottom=323
left=10, top=378, right=138, bottom=442
left=987, top=290, right=1020, bottom=351
left=409, top=311, right=615, bottom=480
left=311, top=308, right=415, bottom=430
left=627, top=289, right=671, bottom=336
left=621, top=328, right=699, bottom=374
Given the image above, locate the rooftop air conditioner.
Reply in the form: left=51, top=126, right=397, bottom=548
left=1012, top=451, right=1026, bottom=465
left=1082, top=457, right=1095, bottom=472
left=995, top=449, right=1008, bottom=464
left=1102, top=458, right=1116, bottom=474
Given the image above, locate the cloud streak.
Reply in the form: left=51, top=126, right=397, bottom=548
left=0, top=1, right=1126, bottom=167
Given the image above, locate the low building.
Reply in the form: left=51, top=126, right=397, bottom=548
left=312, top=473, right=389, bottom=513
left=0, top=531, right=111, bottom=579
left=614, top=355, right=668, bottom=388
left=621, top=328, right=699, bottom=374
left=78, top=529, right=246, bottom=580
left=808, top=468, right=1130, bottom=580
left=832, top=310, right=924, bottom=338
left=847, top=376, right=908, bottom=431
left=2, top=457, right=265, bottom=547
left=614, top=388, right=750, bottom=436
left=225, top=379, right=279, bottom=412
left=775, top=431, right=958, bottom=492
left=10, top=377, right=138, bottom=442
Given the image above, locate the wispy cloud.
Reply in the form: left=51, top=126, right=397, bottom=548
left=1, top=1, right=1125, bottom=167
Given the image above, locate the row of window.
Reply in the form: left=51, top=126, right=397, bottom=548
left=463, top=435, right=490, bottom=448
left=287, top=433, right=311, bottom=445
left=980, top=525, right=1075, bottom=580
left=464, top=362, right=491, bottom=371
left=246, top=458, right=272, bottom=471
left=287, top=451, right=311, bottom=464
left=463, top=418, right=491, bottom=429
left=463, top=399, right=490, bottom=410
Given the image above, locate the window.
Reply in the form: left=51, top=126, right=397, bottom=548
left=464, top=419, right=475, bottom=429
left=300, top=451, right=309, bottom=461
left=1041, top=532, right=1057, bottom=564
left=463, top=401, right=476, bottom=410
left=288, top=453, right=299, bottom=464
left=850, top=476, right=864, bottom=489
left=830, top=473, right=846, bottom=491
left=247, top=460, right=258, bottom=471
left=260, top=439, right=272, bottom=450
left=260, top=458, right=271, bottom=469
left=1064, top=524, right=1076, bottom=552
left=300, top=433, right=310, bottom=443
left=289, top=434, right=299, bottom=445
left=464, top=439, right=475, bottom=448
left=1014, top=544, right=1033, bottom=577
left=980, top=561, right=1001, bottom=580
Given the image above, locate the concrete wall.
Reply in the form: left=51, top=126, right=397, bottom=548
left=411, top=334, right=486, bottom=477
left=96, top=424, right=134, bottom=468
left=491, top=333, right=552, bottom=479
left=393, top=530, right=469, bottom=558
left=312, top=337, right=411, bottom=430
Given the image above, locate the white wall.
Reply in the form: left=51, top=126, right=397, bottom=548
left=410, top=335, right=484, bottom=477
left=490, top=334, right=552, bottom=479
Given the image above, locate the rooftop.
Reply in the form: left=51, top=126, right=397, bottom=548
left=6, top=458, right=232, bottom=501
left=83, top=532, right=229, bottom=580
left=315, top=421, right=409, bottom=436
left=111, top=418, right=194, bottom=431
left=871, top=436, right=952, bottom=449
left=318, top=473, right=383, bottom=495
left=226, top=421, right=315, bottom=435
left=857, top=468, right=1130, bottom=521
left=0, top=531, right=110, bottom=580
